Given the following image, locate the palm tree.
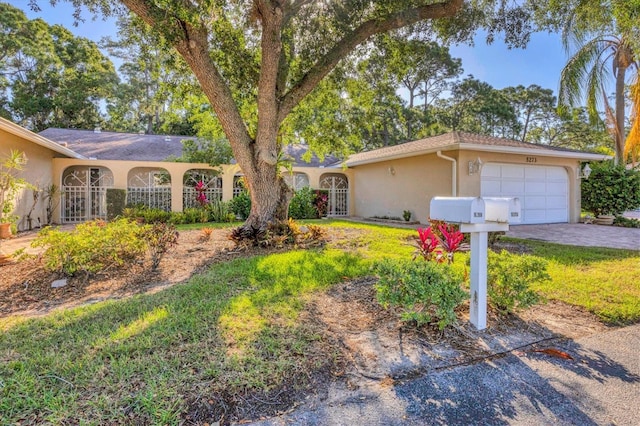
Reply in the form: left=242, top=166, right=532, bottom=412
left=559, top=32, right=638, bottom=165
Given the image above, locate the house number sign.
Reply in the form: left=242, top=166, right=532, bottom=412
left=526, top=156, right=537, bottom=163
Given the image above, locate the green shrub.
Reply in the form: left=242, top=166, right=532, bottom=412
left=144, top=222, right=179, bottom=270
left=183, top=207, right=204, bottom=224
left=581, top=162, right=640, bottom=216
left=207, top=199, right=234, bottom=222
left=123, top=205, right=172, bottom=223
left=230, top=191, right=251, bottom=220
left=487, top=250, right=549, bottom=314
left=374, top=259, right=467, bottom=330
left=289, top=186, right=318, bottom=219
left=105, top=189, right=127, bottom=220
left=613, top=216, right=640, bottom=228
left=33, top=219, right=148, bottom=276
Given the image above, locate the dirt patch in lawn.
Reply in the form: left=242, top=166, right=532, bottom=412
left=0, top=226, right=613, bottom=425
left=0, top=228, right=238, bottom=318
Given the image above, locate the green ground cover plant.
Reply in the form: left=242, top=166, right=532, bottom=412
left=375, top=259, right=466, bottom=329
left=487, top=250, right=549, bottom=314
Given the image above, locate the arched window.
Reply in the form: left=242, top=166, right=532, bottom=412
left=127, top=167, right=172, bottom=211
left=283, top=172, right=310, bottom=191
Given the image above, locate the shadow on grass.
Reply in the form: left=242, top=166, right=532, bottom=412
left=0, top=247, right=368, bottom=425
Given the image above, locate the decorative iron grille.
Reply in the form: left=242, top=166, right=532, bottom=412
left=320, top=174, right=349, bottom=216
left=127, top=169, right=172, bottom=211
left=61, top=167, right=113, bottom=223
left=183, top=170, right=223, bottom=209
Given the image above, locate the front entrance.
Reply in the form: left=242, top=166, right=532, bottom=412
left=61, top=166, right=114, bottom=223
left=320, top=173, right=349, bottom=216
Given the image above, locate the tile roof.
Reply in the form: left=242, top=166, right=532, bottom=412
left=39, top=128, right=341, bottom=167
left=345, top=131, right=607, bottom=166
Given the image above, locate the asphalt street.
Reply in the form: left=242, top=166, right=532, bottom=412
left=253, top=324, right=640, bottom=426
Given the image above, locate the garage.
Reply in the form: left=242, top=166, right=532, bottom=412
left=481, top=163, right=569, bottom=224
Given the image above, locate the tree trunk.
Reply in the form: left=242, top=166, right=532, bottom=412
left=614, top=65, right=627, bottom=165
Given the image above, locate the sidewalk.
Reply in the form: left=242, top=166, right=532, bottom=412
left=253, top=324, right=640, bottom=425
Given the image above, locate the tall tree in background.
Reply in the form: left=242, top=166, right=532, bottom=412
left=101, top=15, right=197, bottom=135
left=0, top=2, right=117, bottom=131
left=373, top=35, right=462, bottom=140
left=31, top=0, right=533, bottom=236
left=502, top=84, right=555, bottom=142
left=434, top=75, right=519, bottom=137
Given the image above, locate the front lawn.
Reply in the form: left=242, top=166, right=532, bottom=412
left=0, top=221, right=638, bottom=424
left=509, top=239, right=640, bottom=324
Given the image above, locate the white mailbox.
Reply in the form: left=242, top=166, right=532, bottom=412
left=483, top=197, right=521, bottom=224
left=430, top=197, right=485, bottom=224
left=428, top=195, right=521, bottom=331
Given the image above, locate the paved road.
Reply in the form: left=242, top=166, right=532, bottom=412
left=253, top=325, right=640, bottom=425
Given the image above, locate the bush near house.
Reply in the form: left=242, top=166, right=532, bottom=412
left=33, top=219, right=149, bottom=276
left=581, top=162, right=640, bottom=216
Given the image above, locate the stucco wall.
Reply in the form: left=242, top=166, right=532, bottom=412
left=52, top=158, right=354, bottom=222
left=351, top=152, right=456, bottom=223
left=1, top=128, right=56, bottom=231
left=351, top=149, right=583, bottom=224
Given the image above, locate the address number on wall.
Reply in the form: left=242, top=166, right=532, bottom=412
left=526, top=157, right=537, bottom=163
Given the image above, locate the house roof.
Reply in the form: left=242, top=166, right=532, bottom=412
left=0, top=117, right=85, bottom=159
left=39, top=128, right=342, bottom=167
left=345, top=131, right=610, bottom=166
left=39, top=128, right=188, bottom=161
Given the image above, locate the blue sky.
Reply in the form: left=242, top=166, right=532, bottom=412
left=8, top=0, right=568, bottom=96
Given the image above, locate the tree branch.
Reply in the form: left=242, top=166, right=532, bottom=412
left=120, top=0, right=253, bottom=154
left=277, top=0, right=463, bottom=123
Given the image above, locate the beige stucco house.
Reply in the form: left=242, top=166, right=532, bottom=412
left=1, top=118, right=607, bottom=231
left=346, top=132, right=608, bottom=224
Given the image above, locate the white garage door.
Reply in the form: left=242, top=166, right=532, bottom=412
left=481, top=163, right=569, bottom=224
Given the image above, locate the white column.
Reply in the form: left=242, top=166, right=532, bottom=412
left=469, top=231, right=488, bottom=330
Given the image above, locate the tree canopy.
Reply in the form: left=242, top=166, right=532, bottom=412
left=18, top=0, right=580, bottom=234
left=0, top=2, right=117, bottom=130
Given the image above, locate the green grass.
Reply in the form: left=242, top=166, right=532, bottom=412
left=0, top=221, right=413, bottom=424
left=500, top=237, right=640, bottom=324
left=1, top=221, right=637, bottom=424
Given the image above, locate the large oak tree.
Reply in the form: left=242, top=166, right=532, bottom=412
left=32, top=0, right=531, bottom=236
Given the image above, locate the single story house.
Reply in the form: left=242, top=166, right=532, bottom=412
left=1, top=118, right=608, bottom=231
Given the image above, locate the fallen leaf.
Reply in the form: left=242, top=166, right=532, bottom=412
left=531, top=348, right=574, bottom=360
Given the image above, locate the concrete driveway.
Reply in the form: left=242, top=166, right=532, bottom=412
left=506, top=223, right=640, bottom=250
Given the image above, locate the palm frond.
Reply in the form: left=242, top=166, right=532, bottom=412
left=624, top=77, right=640, bottom=165
left=558, top=36, right=611, bottom=109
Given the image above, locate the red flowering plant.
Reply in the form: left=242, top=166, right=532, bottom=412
left=195, top=180, right=209, bottom=207
left=414, top=223, right=468, bottom=264
left=415, top=226, right=443, bottom=262
left=437, top=223, right=468, bottom=263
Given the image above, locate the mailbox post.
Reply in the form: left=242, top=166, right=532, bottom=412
left=430, top=197, right=520, bottom=330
